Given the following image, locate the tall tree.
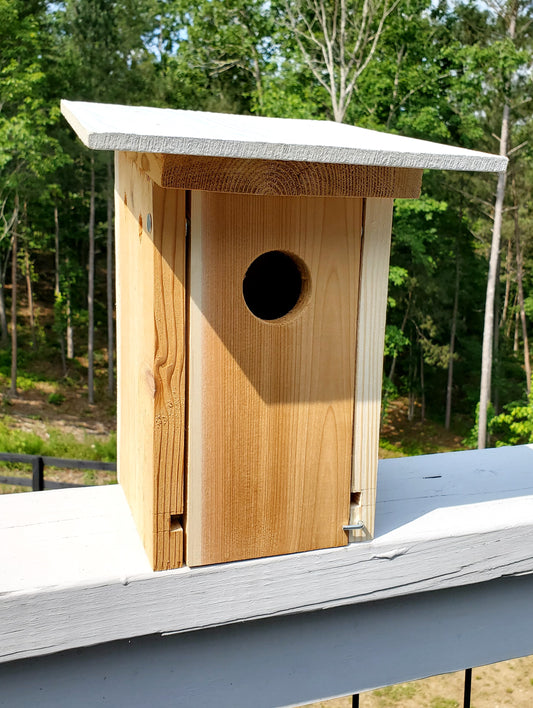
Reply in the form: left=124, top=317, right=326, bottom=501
left=478, top=0, right=531, bottom=448
left=276, top=0, right=399, bottom=122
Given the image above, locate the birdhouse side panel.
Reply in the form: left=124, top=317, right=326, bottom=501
left=350, top=198, right=394, bottom=541
left=115, top=153, right=186, bottom=570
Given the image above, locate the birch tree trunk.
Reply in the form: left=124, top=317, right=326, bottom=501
left=478, top=1, right=516, bottom=448
left=478, top=105, right=510, bottom=448
left=88, top=156, right=95, bottom=405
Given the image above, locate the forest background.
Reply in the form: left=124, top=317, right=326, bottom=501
left=1, top=0, right=533, bottom=459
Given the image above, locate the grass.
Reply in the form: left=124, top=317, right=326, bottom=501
left=0, top=416, right=116, bottom=462
left=0, top=415, right=117, bottom=491
left=430, top=698, right=459, bottom=708
left=372, top=683, right=418, bottom=704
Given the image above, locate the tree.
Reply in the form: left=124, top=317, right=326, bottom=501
left=477, top=0, right=532, bottom=448
left=276, top=0, right=399, bottom=122
left=58, top=0, right=155, bottom=402
left=0, top=0, right=64, bottom=392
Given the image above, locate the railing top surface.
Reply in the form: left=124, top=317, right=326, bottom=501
left=1, top=444, right=532, bottom=664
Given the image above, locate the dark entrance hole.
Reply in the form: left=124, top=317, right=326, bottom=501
left=242, top=250, right=308, bottom=321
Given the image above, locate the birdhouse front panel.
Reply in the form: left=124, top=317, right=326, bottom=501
left=186, top=192, right=362, bottom=566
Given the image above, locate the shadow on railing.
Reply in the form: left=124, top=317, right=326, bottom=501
left=0, top=452, right=117, bottom=491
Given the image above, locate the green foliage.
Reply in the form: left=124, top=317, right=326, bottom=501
left=384, top=325, right=410, bottom=359
left=464, top=401, right=496, bottom=448
left=47, top=392, right=65, bottom=406
left=489, top=386, right=533, bottom=446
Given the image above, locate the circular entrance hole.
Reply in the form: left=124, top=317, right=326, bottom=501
left=242, top=250, right=309, bottom=321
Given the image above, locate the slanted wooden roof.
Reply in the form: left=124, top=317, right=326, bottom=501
left=61, top=100, right=507, bottom=173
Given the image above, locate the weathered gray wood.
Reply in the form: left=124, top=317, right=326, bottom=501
left=1, top=575, right=533, bottom=708
left=1, top=445, right=532, bottom=664
left=60, top=100, right=507, bottom=173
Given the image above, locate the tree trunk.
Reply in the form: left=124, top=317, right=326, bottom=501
left=54, top=204, right=60, bottom=298
left=24, top=248, right=36, bottom=349
left=445, top=257, right=460, bottom=430
left=88, top=156, right=95, bottom=404
left=10, top=195, right=19, bottom=398
left=420, top=345, right=425, bottom=423
left=388, top=291, right=411, bottom=383
left=107, top=158, right=114, bottom=398
left=66, top=291, right=74, bottom=359
left=505, top=288, right=517, bottom=340
left=512, top=178, right=531, bottom=393
left=0, top=279, right=8, bottom=346
left=500, top=232, right=513, bottom=328
left=54, top=204, right=67, bottom=376
left=478, top=104, right=510, bottom=448
left=407, top=347, right=417, bottom=422
left=478, top=2, right=516, bottom=448
left=493, top=268, right=501, bottom=418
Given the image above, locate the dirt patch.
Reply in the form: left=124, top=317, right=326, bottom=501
left=305, top=656, right=533, bottom=707
left=2, top=384, right=115, bottom=440
left=380, top=398, right=466, bottom=456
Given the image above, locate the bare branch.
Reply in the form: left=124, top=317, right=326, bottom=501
left=507, top=140, right=528, bottom=156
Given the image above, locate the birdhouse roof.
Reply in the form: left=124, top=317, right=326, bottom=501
left=61, top=100, right=507, bottom=173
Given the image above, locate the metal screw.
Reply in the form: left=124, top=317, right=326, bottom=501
left=146, top=213, right=152, bottom=233
left=343, top=521, right=365, bottom=531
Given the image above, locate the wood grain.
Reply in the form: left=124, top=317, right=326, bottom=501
left=131, top=151, right=422, bottom=198
left=350, top=198, right=394, bottom=541
left=115, top=152, right=186, bottom=570
left=186, top=193, right=362, bottom=566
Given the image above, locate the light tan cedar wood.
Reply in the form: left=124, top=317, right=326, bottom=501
left=130, top=151, right=422, bottom=199
left=185, top=193, right=362, bottom=566
left=350, top=198, right=394, bottom=542
left=115, top=151, right=186, bottom=570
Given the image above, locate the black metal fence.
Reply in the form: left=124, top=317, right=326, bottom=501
left=0, top=452, right=117, bottom=491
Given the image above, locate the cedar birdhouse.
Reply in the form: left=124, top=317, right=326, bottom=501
left=61, top=101, right=506, bottom=571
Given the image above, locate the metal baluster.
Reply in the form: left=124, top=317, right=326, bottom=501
left=463, top=668, right=472, bottom=708
left=32, top=456, right=44, bottom=491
